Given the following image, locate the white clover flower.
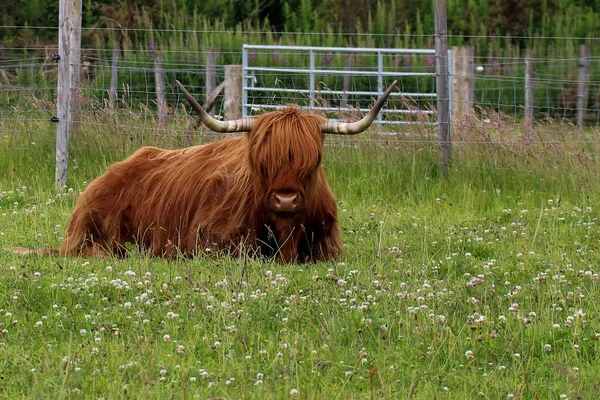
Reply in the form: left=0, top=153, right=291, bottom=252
left=163, top=334, right=171, bottom=342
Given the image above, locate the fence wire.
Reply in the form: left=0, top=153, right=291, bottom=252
left=1, top=32, right=599, bottom=183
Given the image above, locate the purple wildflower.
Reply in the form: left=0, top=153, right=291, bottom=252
left=321, top=52, right=334, bottom=67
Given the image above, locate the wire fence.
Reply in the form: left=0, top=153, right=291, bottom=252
left=1, top=27, right=600, bottom=183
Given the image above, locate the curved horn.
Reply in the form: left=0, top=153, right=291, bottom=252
left=176, top=80, right=255, bottom=133
left=321, top=80, right=398, bottom=135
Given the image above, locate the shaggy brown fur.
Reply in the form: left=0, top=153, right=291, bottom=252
left=59, top=108, right=342, bottom=263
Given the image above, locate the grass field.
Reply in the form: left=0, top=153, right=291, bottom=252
left=1, top=113, right=600, bottom=399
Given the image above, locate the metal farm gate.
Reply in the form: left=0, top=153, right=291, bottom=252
left=241, top=44, right=452, bottom=127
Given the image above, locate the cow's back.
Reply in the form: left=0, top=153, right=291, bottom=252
left=60, top=137, right=253, bottom=256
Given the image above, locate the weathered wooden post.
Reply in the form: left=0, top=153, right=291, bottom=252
left=224, top=65, right=243, bottom=120
left=205, top=50, right=217, bottom=115
left=434, top=0, right=451, bottom=177
left=576, top=45, right=591, bottom=127
left=524, top=50, right=535, bottom=133
left=341, top=54, right=352, bottom=108
left=56, top=0, right=82, bottom=190
left=154, top=53, right=168, bottom=127
left=451, top=46, right=474, bottom=117
left=109, top=41, right=119, bottom=109
left=69, top=0, right=82, bottom=138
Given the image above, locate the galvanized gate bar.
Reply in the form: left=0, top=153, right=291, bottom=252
left=242, top=44, right=447, bottom=126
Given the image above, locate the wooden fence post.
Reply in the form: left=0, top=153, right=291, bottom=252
left=451, top=46, right=474, bottom=117
left=154, top=53, right=168, bottom=127
left=576, top=45, right=591, bottom=127
left=69, top=0, right=82, bottom=138
left=524, top=50, right=535, bottom=133
left=109, top=42, right=119, bottom=109
left=434, top=0, right=451, bottom=177
left=341, top=54, right=352, bottom=108
left=206, top=50, right=217, bottom=115
left=56, top=0, right=82, bottom=191
left=224, top=65, right=243, bottom=120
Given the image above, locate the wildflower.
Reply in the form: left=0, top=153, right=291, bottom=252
left=163, top=334, right=171, bottom=342
left=465, top=350, right=474, bottom=360
left=544, top=344, right=552, bottom=352
left=290, top=389, right=299, bottom=396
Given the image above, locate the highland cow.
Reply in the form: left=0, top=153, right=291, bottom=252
left=55, top=80, right=397, bottom=262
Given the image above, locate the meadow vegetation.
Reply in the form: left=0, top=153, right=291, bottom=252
left=1, top=108, right=599, bottom=398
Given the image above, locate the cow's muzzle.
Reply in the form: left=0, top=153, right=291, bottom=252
left=271, top=191, right=300, bottom=213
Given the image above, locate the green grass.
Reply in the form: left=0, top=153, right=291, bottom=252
left=1, top=113, right=600, bottom=399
